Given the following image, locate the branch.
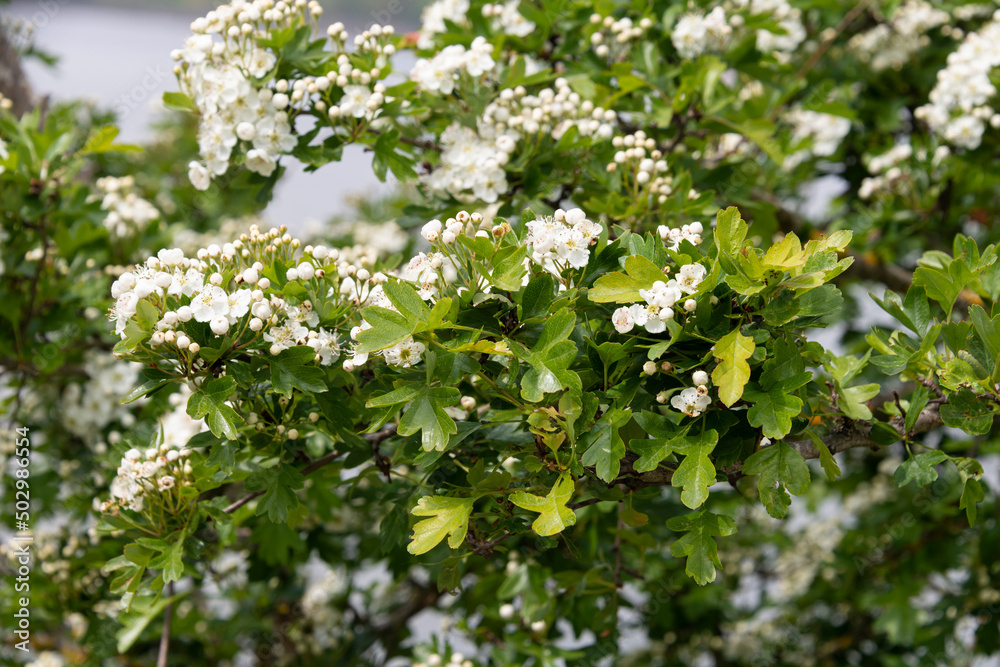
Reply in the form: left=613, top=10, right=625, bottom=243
left=786, top=403, right=941, bottom=459
left=222, top=424, right=398, bottom=514
left=580, top=405, right=943, bottom=500
left=398, top=134, right=443, bottom=152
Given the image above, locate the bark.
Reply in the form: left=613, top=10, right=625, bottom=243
left=0, top=24, right=34, bottom=116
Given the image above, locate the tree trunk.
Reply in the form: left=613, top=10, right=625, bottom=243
left=0, top=24, right=34, bottom=116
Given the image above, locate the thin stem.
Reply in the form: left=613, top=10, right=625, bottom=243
left=157, top=582, right=174, bottom=667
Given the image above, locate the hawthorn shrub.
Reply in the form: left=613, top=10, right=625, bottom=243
left=2, top=0, right=1000, bottom=665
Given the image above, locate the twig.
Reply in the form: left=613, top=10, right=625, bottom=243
left=567, top=497, right=604, bottom=511
left=398, top=135, right=444, bottom=152
left=792, top=0, right=872, bottom=83
left=223, top=425, right=397, bottom=514
left=893, top=391, right=907, bottom=434
left=573, top=405, right=944, bottom=508
left=157, top=582, right=174, bottom=667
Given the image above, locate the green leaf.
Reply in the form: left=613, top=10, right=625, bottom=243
left=940, top=388, right=994, bottom=435
left=120, top=368, right=173, bottom=404
left=838, top=383, right=880, bottom=421
left=631, top=438, right=676, bottom=473
left=902, top=286, right=931, bottom=335
left=520, top=273, right=556, bottom=320
left=913, top=266, right=960, bottom=312
left=80, top=124, right=142, bottom=154
left=666, top=510, right=737, bottom=585
left=742, top=441, right=810, bottom=519
left=743, top=382, right=804, bottom=439
left=162, top=91, right=194, bottom=111
left=116, top=591, right=190, bottom=653
left=712, top=329, right=755, bottom=407
left=379, top=504, right=409, bottom=554
left=589, top=255, right=665, bottom=303
left=372, top=128, right=417, bottom=181
left=356, top=306, right=415, bottom=353
left=904, top=385, right=930, bottom=436
left=893, top=451, right=948, bottom=488
left=204, top=439, right=238, bottom=474
left=186, top=377, right=241, bottom=440
left=382, top=277, right=431, bottom=323
left=509, top=473, right=577, bottom=537
left=807, top=431, right=841, bottom=481
left=407, top=495, right=474, bottom=555
left=244, top=464, right=305, bottom=522
left=796, top=284, right=844, bottom=318
left=366, top=382, right=424, bottom=408
left=269, top=345, right=328, bottom=397
left=670, top=430, right=719, bottom=509
left=511, top=308, right=581, bottom=402
left=580, top=408, right=631, bottom=483
left=397, top=386, right=461, bottom=451
left=149, top=537, right=185, bottom=583
left=714, top=206, right=748, bottom=256
left=960, top=478, right=984, bottom=525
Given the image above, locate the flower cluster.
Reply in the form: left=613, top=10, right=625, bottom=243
left=524, top=208, right=602, bottom=276
left=424, top=78, right=617, bottom=204
left=104, top=441, right=193, bottom=513
left=848, top=0, right=949, bottom=72
left=588, top=12, right=651, bottom=60
left=671, top=1, right=804, bottom=62
left=109, top=224, right=341, bottom=367
left=480, top=78, right=617, bottom=144
left=416, top=0, right=469, bottom=50
left=482, top=1, right=535, bottom=38
left=668, top=370, right=713, bottom=418
left=859, top=142, right=951, bottom=200
left=672, top=7, right=731, bottom=59
left=608, top=130, right=672, bottom=203
left=174, top=0, right=395, bottom=187
left=612, top=262, right=706, bottom=334
left=298, top=558, right=348, bottom=652
left=748, top=0, right=805, bottom=58
left=657, top=221, right=705, bottom=251
left=782, top=109, right=852, bottom=169
left=426, top=122, right=508, bottom=203
left=91, top=176, right=160, bottom=239
left=412, top=653, right=476, bottom=667
left=915, top=11, right=1000, bottom=149
left=410, top=37, right=496, bottom=95
left=859, top=143, right=913, bottom=199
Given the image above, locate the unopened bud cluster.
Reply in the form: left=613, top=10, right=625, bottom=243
left=588, top=13, right=651, bottom=60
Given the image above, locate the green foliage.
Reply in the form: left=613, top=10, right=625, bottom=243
left=6, top=0, right=1000, bottom=664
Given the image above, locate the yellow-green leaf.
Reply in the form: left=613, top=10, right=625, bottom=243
left=712, top=329, right=755, bottom=407
left=407, top=496, right=474, bottom=555
left=763, top=233, right=805, bottom=269
left=509, top=473, right=577, bottom=537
